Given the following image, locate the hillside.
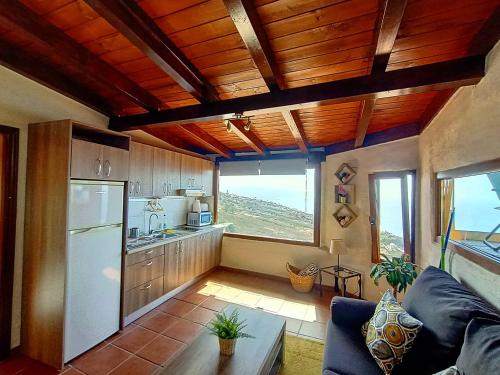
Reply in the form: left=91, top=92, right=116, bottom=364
left=218, top=192, right=313, bottom=241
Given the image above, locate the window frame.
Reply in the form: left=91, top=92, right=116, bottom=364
left=215, top=160, right=321, bottom=247
left=369, top=170, right=417, bottom=263
left=435, top=158, right=500, bottom=269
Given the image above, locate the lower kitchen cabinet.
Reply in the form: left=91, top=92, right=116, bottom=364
left=124, top=228, right=224, bottom=318
left=124, top=277, right=164, bottom=316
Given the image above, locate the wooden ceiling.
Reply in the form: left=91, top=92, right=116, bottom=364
left=0, top=0, right=498, bottom=156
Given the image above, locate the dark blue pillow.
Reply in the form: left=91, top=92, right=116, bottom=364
left=456, top=318, right=500, bottom=374
left=394, top=266, right=499, bottom=374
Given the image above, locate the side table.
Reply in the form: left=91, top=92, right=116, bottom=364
left=318, top=266, right=362, bottom=298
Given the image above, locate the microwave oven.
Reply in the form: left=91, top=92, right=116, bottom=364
left=187, top=211, right=212, bottom=227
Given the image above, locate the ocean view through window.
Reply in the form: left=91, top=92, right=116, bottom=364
left=217, top=159, right=318, bottom=243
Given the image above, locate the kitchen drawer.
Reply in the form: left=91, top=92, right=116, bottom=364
left=126, top=245, right=164, bottom=266
left=125, top=255, right=164, bottom=291
left=124, top=276, right=163, bottom=316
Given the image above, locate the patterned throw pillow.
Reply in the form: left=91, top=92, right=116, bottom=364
left=298, top=263, right=318, bottom=276
left=363, top=290, right=423, bottom=374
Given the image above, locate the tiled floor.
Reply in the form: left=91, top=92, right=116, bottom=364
left=0, top=268, right=335, bottom=375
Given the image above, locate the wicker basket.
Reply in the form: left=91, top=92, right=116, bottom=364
left=286, top=262, right=317, bottom=293
left=219, top=338, right=237, bottom=356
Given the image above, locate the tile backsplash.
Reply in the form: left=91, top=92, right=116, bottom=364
left=128, top=197, right=196, bottom=235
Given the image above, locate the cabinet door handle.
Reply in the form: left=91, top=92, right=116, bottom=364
left=95, top=158, right=102, bottom=176
left=141, top=283, right=152, bottom=290
left=136, top=181, right=141, bottom=195
left=104, top=160, right=111, bottom=177
left=129, top=182, right=135, bottom=195
left=168, top=183, right=172, bottom=195
left=144, top=250, right=154, bottom=255
left=144, top=261, right=153, bottom=266
left=163, top=182, right=167, bottom=194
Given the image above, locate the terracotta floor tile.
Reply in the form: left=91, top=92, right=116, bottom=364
left=284, top=317, right=302, bottom=334
left=136, top=336, right=186, bottom=365
left=71, top=344, right=130, bottom=375
left=111, top=326, right=158, bottom=353
left=162, top=319, right=205, bottom=344
left=299, top=321, right=327, bottom=340
left=183, top=306, right=216, bottom=325
left=176, top=290, right=209, bottom=305
left=304, top=306, right=331, bottom=323
left=196, top=282, right=224, bottom=296
left=138, top=311, right=182, bottom=333
left=108, top=356, right=159, bottom=375
left=156, top=299, right=197, bottom=317
left=132, top=309, right=160, bottom=326
left=0, top=354, right=60, bottom=375
left=200, top=296, right=229, bottom=312
left=61, top=368, right=85, bottom=375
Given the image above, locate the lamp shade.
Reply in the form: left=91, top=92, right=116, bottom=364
left=329, top=239, right=347, bottom=256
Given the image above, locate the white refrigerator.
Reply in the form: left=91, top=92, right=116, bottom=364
left=64, top=180, right=124, bottom=362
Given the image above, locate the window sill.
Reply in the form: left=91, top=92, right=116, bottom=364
left=448, top=240, right=500, bottom=275
left=223, top=232, right=319, bottom=247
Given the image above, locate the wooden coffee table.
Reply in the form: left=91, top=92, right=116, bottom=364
left=161, top=305, right=286, bottom=375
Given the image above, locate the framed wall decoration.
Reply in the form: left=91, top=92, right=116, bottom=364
left=335, top=163, right=356, bottom=184
left=333, top=204, right=358, bottom=228
left=335, top=184, right=355, bottom=204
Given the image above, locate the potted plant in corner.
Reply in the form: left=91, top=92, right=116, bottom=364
left=370, top=254, right=418, bottom=298
left=208, top=309, right=254, bottom=356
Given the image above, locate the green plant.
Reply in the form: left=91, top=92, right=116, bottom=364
left=208, top=310, right=254, bottom=340
left=370, top=254, right=418, bottom=298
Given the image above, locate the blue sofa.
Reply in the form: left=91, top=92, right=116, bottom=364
left=322, top=266, right=500, bottom=375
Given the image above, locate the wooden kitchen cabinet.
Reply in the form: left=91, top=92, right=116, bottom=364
left=125, top=255, right=164, bottom=291
left=71, top=139, right=128, bottom=181
left=124, top=276, right=164, bottom=316
left=126, top=245, right=164, bottom=266
left=164, top=242, right=180, bottom=293
left=201, top=160, right=214, bottom=196
left=153, top=147, right=168, bottom=196
left=129, top=142, right=153, bottom=197
left=180, top=154, right=203, bottom=189
left=167, top=150, right=181, bottom=195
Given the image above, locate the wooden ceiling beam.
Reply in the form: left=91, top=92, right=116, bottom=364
left=144, top=128, right=206, bottom=155
left=109, top=55, right=485, bottom=131
left=83, top=0, right=219, bottom=103
left=354, top=99, right=376, bottom=148
left=372, top=0, right=408, bottom=74
left=356, top=0, right=408, bottom=147
left=281, top=111, right=308, bottom=153
left=177, top=125, right=235, bottom=158
left=0, top=39, right=113, bottom=115
left=223, top=0, right=283, bottom=91
left=228, top=119, right=266, bottom=155
left=0, top=0, right=161, bottom=111
left=467, top=5, right=500, bottom=56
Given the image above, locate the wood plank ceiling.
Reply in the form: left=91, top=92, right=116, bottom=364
left=0, top=0, right=498, bottom=156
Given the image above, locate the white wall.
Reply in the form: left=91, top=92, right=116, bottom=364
left=221, top=136, right=419, bottom=302
left=418, top=41, right=500, bottom=309
left=0, top=65, right=108, bottom=348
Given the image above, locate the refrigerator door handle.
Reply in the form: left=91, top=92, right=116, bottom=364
left=69, top=223, right=122, bottom=235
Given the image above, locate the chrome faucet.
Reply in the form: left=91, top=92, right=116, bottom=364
left=148, top=213, right=159, bottom=234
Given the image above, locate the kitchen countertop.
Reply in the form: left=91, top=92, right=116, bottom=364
left=126, top=224, right=225, bottom=254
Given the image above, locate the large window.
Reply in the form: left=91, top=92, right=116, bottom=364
left=438, top=160, right=500, bottom=263
left=217, top=159, right=319, bottom=244
left=369, top=171, right=416, bottom=263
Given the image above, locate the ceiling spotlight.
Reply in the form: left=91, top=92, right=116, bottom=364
left=226, top=120, right=232, bottom=133
left=244, top=117, right=252, bottom=131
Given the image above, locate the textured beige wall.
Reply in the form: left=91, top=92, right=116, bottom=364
left=418, top=41, right=500, bottom=310
left=0, top=65, right=108, bottom=348
left=221, top=136, right=419, bottom=302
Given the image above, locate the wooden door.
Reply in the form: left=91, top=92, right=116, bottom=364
left=167, top=151, right=181, bottom=195
left=153, top=147, right=168, bottom=196
left=201, top=160, right=214, bottom=196
left=163, top=242, right=179, bottom=294
left=70, top=139, right=103, bottom=180
left=129, top=142, right=153, bottom=197
left=102, top=145, right=129, bottom=181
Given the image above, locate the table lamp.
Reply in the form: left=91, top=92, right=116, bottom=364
left=329, top=239, right=347, bottom=270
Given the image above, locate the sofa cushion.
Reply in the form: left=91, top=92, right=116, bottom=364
left=324, top=320, right=383, bottom=375
left=397, top=266, right=499, bottom=374
left=456, top=318, right=500, bottom=374
left=364, top=290, right=423, bottom=374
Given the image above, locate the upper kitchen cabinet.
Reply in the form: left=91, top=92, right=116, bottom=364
left=71, top=139, right=128, bottom=181
left=153, top=147, right=168, bottom=197
left=129, top=142, right=153, bottom=197
left=201, top=160, right=214, bottom=196
left=167, top=150, right=181, bottom=195
left=180, top=154, right=203, bottom=190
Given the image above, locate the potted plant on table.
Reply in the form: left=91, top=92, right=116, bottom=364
left=370, top=254, right=418, bottom=299
left=208, top=310, right=254, bottom=356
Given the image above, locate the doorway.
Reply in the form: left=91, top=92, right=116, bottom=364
left=0, top=125, right=19, bottom=359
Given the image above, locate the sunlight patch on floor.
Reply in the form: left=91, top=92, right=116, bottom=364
left=194, top=281, right=318, bottom=322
